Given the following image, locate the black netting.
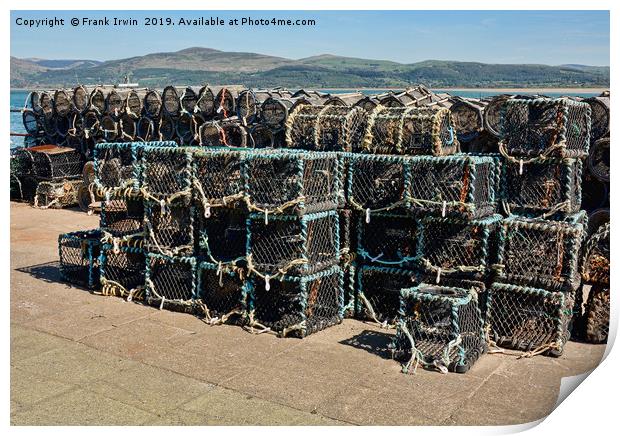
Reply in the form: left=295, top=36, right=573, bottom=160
left=144, top=201, right=194, bottom=256
left=220, top=122, right=248, bottom=148
left=142, top=147, right=192, bottom=201
left=496, top=213, right=586, bottom=292
left=54, top=115, right=72, bottom=138
left=193, top=149, right=244, bottom=208
left=245, top=151, right=339, bottom=215
left=347, top=155, right=407, bottom=213
left=237, top=90, right=259, bottom=124
left=58, top=229, right=102, bottom=289
left=30, top=146, right=82, bottom=180
left=106, top=90, right=124, bottom=117
left=162, top=86, right=181, bottom=117
left=363, top=107, right=458, bottom=155
left=198, top=121, right=223, bottom=146
left=583, top=285, right=609, bottom=343
left=144, top=90, right=162, bottom=118
left=125, top=90, right=143, bottom=118
left=486, top=283, right=573, bottom=357
left=215, top=88, right=236, bottom=119
left=196, top=86, right=215, bottom=118
left=118, top=113, right=136, bottom=141
left=101, top=245, right=145, bottom=294
left=286, top=105, right=368, bottom=152
left=392, top=285, right=485, bottom=373
left=158, top=115, right=176, bottom=141
left=502, top=98, right=591, bottom=158
left=10, top=175, right=38, bottom=202
left=250, top=266, right=342, bottom=337
left=197, top=208, right=247, bottom=265
left=180, top=87, right=198, bottom=114
left=89, top=88, right=106, bottom=114
left=34, top=179, right=81, bottom=209
left=585, top=96, right=610, bottom=141
left=39, top=91, right=54, bottom=120
left=175, top=113, right=198, bottom=145
left=198, top=262, right=246, bottom=323
left=100, top=115, right=119, bottom=141
left=146, top=254, right=197, bottom=313
left=483, top=94, right=512, bottom=137
left=248, top=211, right=339, bottom=277
left=82, top=110, right=100, bottom=139
left=357, top=266, right=418, bottom=325
left=418, top=215, right=501, bottom=279
left=410, top=156, right=497, bottom=219
left=449, top=99, right=485, bottom=142
left=588, top=137, right=609, bottom=183
left=581, top=222, right=609, bottom=285
left=261, top=97, right=294, bottom=128
left=249, top=124, right=274, bottom=149
left=22, top=109, right=42, bottom=135
left=53, top=89, right=73, bottom=117
left=501, top=157, right=582, bottom=216
left=357, top=214, right=417, bottom=267
left=100, top=198, right=144, bottom=237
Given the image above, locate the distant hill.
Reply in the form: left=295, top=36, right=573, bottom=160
left=10, top=47, right=610, bottom=89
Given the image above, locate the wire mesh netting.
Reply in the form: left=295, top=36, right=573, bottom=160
left=72, top=85, right=90, bottom=114
left=162, top=86, right=181, bottom=117
left=363, top=107, right=459, bottom=155
left=248, top=265, right=343, bottom=337
left=285, top=105, right=368, bottom=152
left=486, top=283, right=574, bottom=357
left=146, top=253, right=198, bottom=313
left=15, top=145, right=83, bottom=180
left=582, top=285, right=609, bottom=344
left=106, top=90, right=124, bottom=117
left=495, top=212, right=586, bottom=292
left=215, top=88, right=236, bottom=119
left=260, top=97, right=295, bottom=129
left=501, top=98, right=591, bottom=159
left=249, top=124, right=275, bottom=149
left=357, top=214, right=418, bottom=267
left=391, top=285, right=485, bottom=374
left=347, top=154, right=408, bottom=216
left=501, top=157, right=582, bottom=217
left=125, top=90, right=143, bottom=118
left=100, top=115, right=119, bottom=141
left=197, top=208, right=247, bottom=266
left=417, top=214, right=501, bottom=280
left=22, top=109, right=43, bottom=135
left=144, top=201, right=195, bottom=257
left=100, top=244, right=145, bottom=298
left=244, top=151, right=340, bottom=215
left=89, top=88, right=106, bottom=114
left=58, top=229, right=102, bottom=289
left=34, top=179, right=81, bottom=209
left=196, top=86, right=215, bottom=118
left=247, top=210, right=339, bottom=279
left=193, top=149, right=244, bottom=210
left=10, top=174, right=38, bottom=202
left=197, top=261, right=247, bottom=324
left=100, top=198, right=144, bottom=238
left=581, top=222, right=609, bottom=286
left=449, top=98, right=485, bottom=142
left=409, top=155, right=498, bottom=219
left=118, top=113, right=137, bottom=141
left=176, top=112, right=200, bottom=145
left=584, top=96, right=610, bottom=141
left=220, top=122, right=249, bottom=148
left=53, top=89, right=73, bottom=117
left=356, top=266, right=419, bottom=325
left=144, top=90, right=163, bottom=118
left=180, top=87, right=199, bottom=114
left=141, top=146, right=192, bottom=203
left=94, top=142, right=141, bottom=195
left=588, top=137, right=609, bottom=183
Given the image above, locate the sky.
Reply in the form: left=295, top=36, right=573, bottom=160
left=10, top=10, right=610, bottom=66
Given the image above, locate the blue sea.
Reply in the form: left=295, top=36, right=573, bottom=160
left=9, top=88, right=600, bottom=149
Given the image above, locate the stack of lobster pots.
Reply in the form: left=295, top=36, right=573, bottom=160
left=487, top=97, right=592, bottom=358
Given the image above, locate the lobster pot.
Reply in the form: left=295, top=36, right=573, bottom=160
left=496, top=212, right=586, bottom=292
left=161, top=86, right=181, bottom=117
left=247, top=211, right=339, bottom=278
left=34, top=179, right=81, bottom=209
left=588, top=137, right=609, bottom=183
left=135, top=117, right=157, bottom=141
left=249, top=265, right=343, bottom=338
left=417, top=276, right=488, bottom=320
left=501, top=157, right=582, bottom=217
left=10, top=175, right=38, bottom=202
left=141, top=146, right=192, bottom=203
left=94, top=142, right=148, bottom=196
left=118, top=113, right=137, bottom=141
left=244, top=151, right=340, bottom=216
left=324, top=92, right=365, bottom=107
left=409, top=155, right=498, bottom=219
left=341, top=261, right=357, bottom=318
left=29, top=146, right=82, bottom=180
left=197, top=261, right=247, bottom=324
left=197, top=208, right=247, bottom=266
left=449, top=98, right=486, bottom=142
left=89, top=88, right=106, bottom=114
left=581, top=285, right=609, bottom=344
left=100, top=115, right=119, bottom=141
left=176, top=112, right=199, bottom=145
left=100, top=244, right=145, bottom=297
left=144, top=201, right=195, bottom=256
left=38, top=91, right=55, bottom=120
left=58, top=229, right=102, bottom=289
left=220, top=121, right=248, bottom=148
left=356, top=266, right=418, bottom=324
left=285, top=105, right=368, bottom=152
left=53, top=89, right=73, bottom=117
left=584, top=96, right=610, bottom=141
left=417, top=214, right=502, bottom=280
left=261, top=97, right=296, bottom=129
left=54, top=115, right=72, bottom=139
left=355, top=96, right=380, bottom=113
left=347, top=154, right=408, bottom=215
left=145, top=253, right=198, bottom=313
left=143, top=90, right=162, bottom=118
left=501, top=98, right=591, bottom=159
left=198, top=121, right=223, bottom=147
left=22, top=109, right=43, bottom=136
left=82, top=110, right=101, bottom=139
left=483, top=94, right=513, bottom=138
left=193, top=149, right=244, bottom=209
left=249, top=124, right=275, bottom=149
left=105, top=90, right=124, bottom=117
left=100, top=198, right=144, bottom=238
left=363, top=107, right=459, bottom=156
left=392, top=285, right=485, bottom=374
left=357, top=214, right=418, bottom=268
left=237, top=89, right=259, bottom=124
left=486, top=283, right=574, bottom=357
left=196, top=86, right=215, bottom=119
left=158, top=115, right=177, bottom=142
left=180, top=87, right=198, bottom=114
left=214, top=87, right=236, bottom=119
left=581, top=222, right=609, bottom=286
left=125, top=90, right=144, bottom=118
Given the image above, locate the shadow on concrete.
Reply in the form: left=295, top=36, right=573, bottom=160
left=15, top=261, right=63, bottom=284
left=339, top=329, right=394, bottom=360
